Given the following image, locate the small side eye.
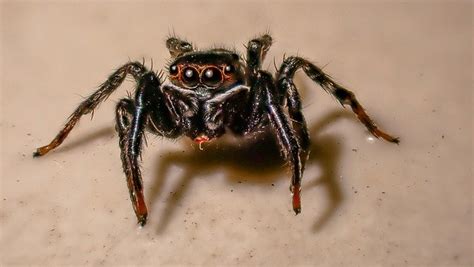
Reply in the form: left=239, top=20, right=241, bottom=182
left=181, top=67, right=199, bottom=87
left=202, top=67, right=223, bottom=87
left=224, top=65, right=235, bottom=75
left=169, top=64, right=179, bottom=76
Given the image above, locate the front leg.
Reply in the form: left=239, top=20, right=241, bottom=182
left=166, top=37, right=194, bottom=57
left=257, top=71, right=304, bottom=214
left=277, top=56, right=399, bottom=144
left=246, top=34, right=273, bottom=76
left=34, top=61, right=147, bottom=157
left=115, top=99, right=147, bottom=226
left=116, top=72, right=161, bottom=226
left=233, top=34, right=274, bottom=134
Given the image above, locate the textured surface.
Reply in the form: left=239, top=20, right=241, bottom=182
left=1, top=1, right=472, bottom=266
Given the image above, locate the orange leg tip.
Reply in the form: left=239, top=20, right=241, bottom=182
left=33, top=147, right=47, bottom=157
left=292, top=186, right=301, bottom=215
left=373, top=129, right=400, bottom=145
left=137, top=214, right=148, bottom=227
left=293, top=206, right=301, bottom=215
left=382, top=134, right=400, bottom=144
left=392, top=137, right=401, bottom=144
left=134, top=195, right=148, bottom=226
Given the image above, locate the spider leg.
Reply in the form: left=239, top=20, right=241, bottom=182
left=277, top=56, right=399, bottom=144
left=257, top=71, right=304, bottom=214
left=166, top=37, right=193, bottom=57
left=230, top=34, right=274, bottom=134
left=246, top=34, right=273, bottom=76
left=115, top=98, right=147, bottom=226
left=246, top=35, right=311, bottom=155
left=278, top=79, right=311, bottom=158
left=115, top=72, right=162, bottom=226
left=33, top=62, right=148, bottom=157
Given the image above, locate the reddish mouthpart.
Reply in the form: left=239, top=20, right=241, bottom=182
left=194, top=135, right=210, bottom=150
left=193, top=135, right=210, bottom=144
left=292, top=185, right=301, bottom=215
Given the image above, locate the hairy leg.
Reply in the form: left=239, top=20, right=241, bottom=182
left=246, top=34, right=273, bottom=77
left=232, top=34, right=274, bottom=134
left=115, top=99, right=148, bottom=226
left=166, top=37, right=193, bottom=57
left=277, top=56, right=399, bottom=143
left=116, top=72, right=163, bottom=226
left=33, top=62, right=148, bottom=157
left=277, top=78, right=311, bottom=156
left=258, top=71, right=304, bottom=214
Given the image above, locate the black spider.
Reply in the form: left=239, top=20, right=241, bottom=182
left=34, top=34, right=399, bottom=226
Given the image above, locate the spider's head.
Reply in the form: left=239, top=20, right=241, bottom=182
left=167, top=49, right=245, bottom=93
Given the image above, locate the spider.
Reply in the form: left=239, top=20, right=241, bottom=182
left=34, top=34, right=399, bottom=226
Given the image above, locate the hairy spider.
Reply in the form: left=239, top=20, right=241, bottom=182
left=34, top=34, right=399, bottom=226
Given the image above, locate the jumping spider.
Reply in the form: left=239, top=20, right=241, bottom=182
left=34, top=34, right=399, bottom=226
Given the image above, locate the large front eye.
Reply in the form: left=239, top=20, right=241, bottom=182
left=201, top=67, right=223, bottom=87
left=181, top=67, right=199, bottom=87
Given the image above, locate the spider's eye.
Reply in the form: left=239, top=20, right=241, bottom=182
left=202, top=67, right=223, bottom=87
left=224, top=65, right=235, bottom=75
left=169, top=64, right=179, bottom=76
left=181, top=67, right=199, bottom=87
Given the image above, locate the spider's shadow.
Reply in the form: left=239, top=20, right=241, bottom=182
left=148, top=110, right=353, bottom=234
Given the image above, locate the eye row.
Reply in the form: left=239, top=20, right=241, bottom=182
left=169, top=64, right=235, bottom=87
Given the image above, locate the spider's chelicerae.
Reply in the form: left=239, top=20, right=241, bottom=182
left=34, top=34, right=399, bottom=226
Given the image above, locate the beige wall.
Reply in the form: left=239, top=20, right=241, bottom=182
left=1, top=1, right=472, bottom=266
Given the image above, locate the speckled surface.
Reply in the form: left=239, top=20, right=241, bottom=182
left=1, top=1, right=472, bottom=266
